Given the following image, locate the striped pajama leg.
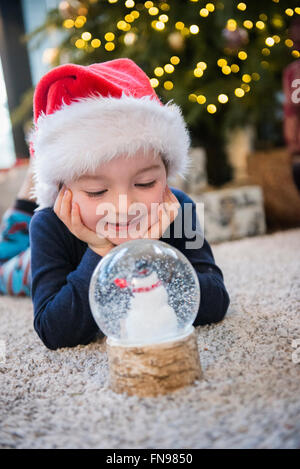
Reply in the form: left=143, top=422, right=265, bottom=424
left=0, top=247, right=31, bottom=297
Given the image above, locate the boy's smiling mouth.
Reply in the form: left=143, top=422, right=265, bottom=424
left=107, top=215, right=144, bottom=231
left=108, top=221, right=130, bottom=231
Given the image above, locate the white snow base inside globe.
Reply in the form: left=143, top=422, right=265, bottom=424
left=107, top=324, right=194, bottom=348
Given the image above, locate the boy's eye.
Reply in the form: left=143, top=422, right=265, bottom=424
left=85, top=181, right=156, bottom=197
left=135, top=180, right=156, bottom=188
left=85, top=190, right=107, bottom=198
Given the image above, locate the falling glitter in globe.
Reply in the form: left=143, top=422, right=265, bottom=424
left=89, top=239, right=200, bottom=346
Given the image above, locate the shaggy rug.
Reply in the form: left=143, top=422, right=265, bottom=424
left=0, top=228, right=299, bottom=449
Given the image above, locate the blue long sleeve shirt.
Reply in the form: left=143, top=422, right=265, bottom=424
left=29, top=187, right=230, bottom=350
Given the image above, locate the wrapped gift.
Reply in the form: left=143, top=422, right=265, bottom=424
left=191, top=185, right=266, bottom=244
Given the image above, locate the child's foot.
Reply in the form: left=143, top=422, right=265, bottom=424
left=0, top=247, right=31, bottom=296
left=0, top=208, right=32, bottom=264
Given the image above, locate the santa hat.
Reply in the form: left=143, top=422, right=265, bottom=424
left=29, top=58, right=191, bottom=210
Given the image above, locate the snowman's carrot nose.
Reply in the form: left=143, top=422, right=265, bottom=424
left=114, top=278, right=128, bottom=288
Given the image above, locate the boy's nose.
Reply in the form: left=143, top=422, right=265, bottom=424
left=114, top=193, right=140, bottom=222
left=114, top=193, right=130, bottom=213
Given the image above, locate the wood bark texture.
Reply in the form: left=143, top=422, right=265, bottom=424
left=106, top=329, right=202, bottom=397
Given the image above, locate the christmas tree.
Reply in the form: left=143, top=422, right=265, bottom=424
left=18, top=0, right=300, bottom=185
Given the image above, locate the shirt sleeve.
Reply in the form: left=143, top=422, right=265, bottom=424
left=29, top=210, right=104, bottom=350
left=168, top=188, right=230, bottom=327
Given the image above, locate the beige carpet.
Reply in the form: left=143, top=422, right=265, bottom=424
left=0, top=228, right=299, bottom=449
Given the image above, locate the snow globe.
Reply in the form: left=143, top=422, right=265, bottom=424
left=89, top=239, right=202, bottom=397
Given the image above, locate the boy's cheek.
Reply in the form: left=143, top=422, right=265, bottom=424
left=82, top=211, right=99, bottom=232
left=74, top=198, right=98, bottom=231
left=82, top=214, right=98, bottom=232
left=155, top=184, right=166, bottom=205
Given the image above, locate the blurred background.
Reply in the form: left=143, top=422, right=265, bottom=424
left=0, top=0, right=299, bottom=243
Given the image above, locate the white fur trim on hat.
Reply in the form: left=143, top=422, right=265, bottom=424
left=30, top=92, right=192, bottom=210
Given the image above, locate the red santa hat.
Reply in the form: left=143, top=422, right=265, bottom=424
left=29, top=58, right=191, bottom=210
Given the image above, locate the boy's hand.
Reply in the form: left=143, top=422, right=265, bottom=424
left=142, top=185, right=180, bottom=241
left=53, top=185, right=115, bottom=257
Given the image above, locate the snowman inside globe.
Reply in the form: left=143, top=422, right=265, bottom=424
left=89, top=239, right=203, bottom=397
left=114, top=259, right=178, bottom=344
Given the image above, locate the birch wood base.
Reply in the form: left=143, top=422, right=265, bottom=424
left=106, top=328, right=202, bottom=397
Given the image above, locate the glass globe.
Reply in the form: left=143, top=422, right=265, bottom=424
left=89, top=239, right=200, bottom=346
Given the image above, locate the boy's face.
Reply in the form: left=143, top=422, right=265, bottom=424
left=66, top=148, right=168, bottom=246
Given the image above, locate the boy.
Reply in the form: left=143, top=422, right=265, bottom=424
left=29, top=58, right=230, bottom=350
